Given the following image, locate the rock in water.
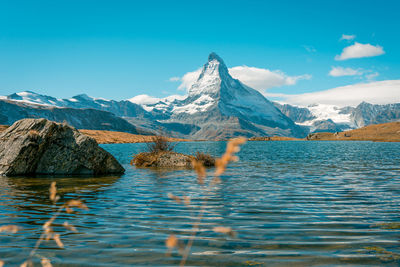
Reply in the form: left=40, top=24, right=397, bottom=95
left=133, top=151, right=194, bottom=168
left=0, top=118, right=125, bottom=176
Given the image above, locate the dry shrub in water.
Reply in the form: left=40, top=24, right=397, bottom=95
left=131, top=136, right=177, bottom=166
left=195, top=152, right=215, bottom=167
left=146, top=135, right=176, bottom=153
left=164, top=137, right=247, bottom=266
left=131, top=152, right=159, bottom=167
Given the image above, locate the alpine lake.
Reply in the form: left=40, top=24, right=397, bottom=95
left=0, top=140, right=399, bottom=266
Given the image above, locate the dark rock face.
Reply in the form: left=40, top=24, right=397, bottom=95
left=310, top=119, right=349, bottom=133
left=0, top=118, right=125, bottom=176
left=350, top=102, right=400, bottom=127
left=273, top=102, right=316, bottom=123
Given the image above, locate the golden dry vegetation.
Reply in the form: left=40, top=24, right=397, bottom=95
left=308, top=122, right=400, bottom=142
left=1, top=122, right=400, bottom=142
left=0, top=125, right=8, bottom=132
left=249, top=136, right=306, bottom=141
left=79, top=130, right=189, bottom=144
left=248, top=122, right=400, bottom=142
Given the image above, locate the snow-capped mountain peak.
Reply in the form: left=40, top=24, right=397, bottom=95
left=71, top=93, right=93, bottom=101
left=6, top=91, right=62, bottom=106
left=188, top=52, right=230, bottom=97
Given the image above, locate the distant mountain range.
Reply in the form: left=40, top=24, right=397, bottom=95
left=274, top=101, right=400, bottom=133
left=1, top=53, right=399, bottom=139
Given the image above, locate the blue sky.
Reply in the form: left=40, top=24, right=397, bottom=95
left=0, top=0, right=399, bottom=105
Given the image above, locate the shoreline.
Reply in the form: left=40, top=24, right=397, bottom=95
left=0, top=121, right=399, bottom=143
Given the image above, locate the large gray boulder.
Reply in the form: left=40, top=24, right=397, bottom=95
left=0, top=118, right=125, bottom=176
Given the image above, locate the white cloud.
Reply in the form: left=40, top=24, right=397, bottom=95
left=174, top=68, right=202, bottom=91
left=366, top=72, right=379, bottom=81
left=329, top=66, right=363, bottom=77
left=272, top=80, right=400, bottom=107
left=303, top=45, right=316, bottom=52
left=228, top=66, right=311, bottom=91
left=128, top=94, right=162, bottom=105
left=340, top=34, right=356, bottom=41
left=335, top=42, right=385, bottom=60
left=169, top=76, right=180, bottom=82
left=171, top=66, right=311, bottom=93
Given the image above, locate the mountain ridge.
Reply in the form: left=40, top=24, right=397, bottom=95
left=1, top=53, right=400, bottom=138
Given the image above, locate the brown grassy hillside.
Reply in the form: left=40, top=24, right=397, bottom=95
left=248, top=136, right=302, bottom=141
left=307, top=122, right=400, bottom=142
left=1, top=122, right=399, bottom=142
left=79, top=130, right=188, bottom=144
left=0, top=125, right=188, bottom=144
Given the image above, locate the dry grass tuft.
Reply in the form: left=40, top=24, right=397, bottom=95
left=20, top=260, right=33, bottom=267
left=194, top=152, right=215, bottom=167
left=0, top=225, right=19, bottom=234
left=213, top=226, right=237, bottom=238
left=63, top=222, right=78, bottom=232
left=146, top=135, right=176, bottom=153
left=9, top=182, right=90, bottom=266
left=131, top=152, right=159, bottom=167
left=215, top=137, right=246, bottom=177
left=191, top=159, right=206, bottom=184
left=166, top=235, right=178, bottom=249
left=53, top=234, right=64, bottom=248
left=40, top=257, right=52, bottom=267
left=168, top=193, right=182, bottom=204
left=49, top=182, right=59, bottom=203
left=164, top=137, right=247, bottom=266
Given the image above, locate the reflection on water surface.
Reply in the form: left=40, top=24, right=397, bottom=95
left=0, top=141, right=399, bottom=266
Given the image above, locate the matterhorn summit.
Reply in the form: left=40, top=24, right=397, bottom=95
left=149, top=52, right=308, bottom=139
left=188, top=52, right=230, bottom=97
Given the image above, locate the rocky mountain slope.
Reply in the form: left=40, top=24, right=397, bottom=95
left=0, top=99, right=141, bottom=134
left=2, top=53, right=399, bottom=139
left=131, top=53, right=308, bottom=139
left=274, top=101, right=400, bottom=133
left=350, top=102, right=400, bottom=127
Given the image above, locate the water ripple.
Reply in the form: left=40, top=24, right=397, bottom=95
left=0, top=141, right=399, bottom=266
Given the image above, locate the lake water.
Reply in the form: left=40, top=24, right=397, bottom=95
left=0, top=141, right=399, bottom=266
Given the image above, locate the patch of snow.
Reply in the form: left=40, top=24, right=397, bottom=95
left=17, top=91, right=34, bottom=97
left=297, top=103, right=352, bottom=126
left=128, top=94, right=162, bottom=105
left=6, top=99, right=52, bottom=107
left=172, top=95, right=214, bottom=114
left=129, top=94, right=187, bottom=112
left=73, top=94, right=93, bottom=101
left=188, top=59, right=221, bottom=96
left=93, top=97, right=110, bottom=101
left=163, top=94, right=187, bottom=102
